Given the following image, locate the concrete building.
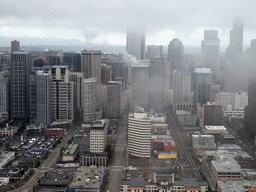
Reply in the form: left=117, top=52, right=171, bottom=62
left=234, top=90, right=248, bottom=109
left=203, top=126, right=228, bottom=135
left=244, top=78, right=256, bottom=136
left=210, top=155, right=242, bottom=190
left=36, top=71, right=52, bottom=125
left=69, top=166, right=106, bottom=192
left=226, top=17, right=244, bottom=62
left=70, top=72, right=84, bottom=112
left=176, top=110, right=197, bottom=126
left=192, top=134, right=215, bottom=147
left=128, top=107, right=151, bottom=158
left=126, top=27, right=145, bottom=60
left=90, top=120, right=107, bottom=153
left=106, top=81, right=122, bottom=118
left=81, top=153, right=107, bottom=167
left=45, top=50, right=64, bottom=66
left=11, top=40, right=20, bottom=53
left=10, top=52, right=31, bottom=121
left=146, top=45, right=163, bottom=59
left=202, top=102, right=222, bottom=128
left=173, top=69, right=191, bottom=103
left=101, top=63, right=112, bottom=85
left=63, top=52, right=81, bottom=72
left=148, top=58, right=165, bottom=112
left=217, top=180, right=256, bottom=192
left=62, top=144, right=79, bottom=162
left=83, top=78, right=97, bottom=122
left=216, top=92, right=234, bottom=109
left=193, top=68, right=212, bottom=113
left=201, top=30, right=220, bottom=79
left=0, top=71, right=9, bottom=120
left=172, top=178, right=208, bottom=192
left=81, top=49, right=101, bottom=88
left=50, top=66, right=74, bottom=121
left=131, top=63, right=149, bottom=111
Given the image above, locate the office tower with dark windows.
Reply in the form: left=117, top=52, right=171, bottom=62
left=36, top=71, right=52, bottom=125
left=11, top=40, right=20, bottom=53
left=126, top=27, right=145, bottom=60
left=202, top=102, right=222, bottom=128
left=226, top=17, right=244, bottom=62
left=63, top=52, right=81, bottom=72
left=0, top=71, right=9, bottom=120
left=146, top=45, right=163, bottom=59
left=10, top=52, right=31, bottom=121
left=168, top=38, right=184, bottom=88
left=131, top=62, right=149, bottom=111
left=83, top=78, right=97, bottom=123
left=201, top=30, right=220, bottom=80
left=51, top=66, right=74, bottom=121
left=101, top=64, right=112, bottom=85
left=244, top=78, right=256, bottom=137
left=173, top=69, right=191, bottom=103
left=81, top=49, right=101, bottom=88
left=106, top=81, right=122, bottom=119
left=45, top=50, right=64, bottom=66
left=148, top=58, right=165, bottom=112
left=193, top=68, right=212, bottom=113
left=70, top=72, right=84, bottom=112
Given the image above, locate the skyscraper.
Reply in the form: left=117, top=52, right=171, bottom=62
left=63, top=52, right=81, bottom=72
left=81, top=49, right=101, bottom=88
left=51, top=66, right=74, bottom=121
left=201, top=30, right=220, bottom=79
left=173, top=69, right=191, bottom=102
left=36, top=71, right=52, bottom=125
left=244, top=78, right=256, bottom=137
left=83, top=78, right=97, bottom=122
left=226, top=17, right=244, bottom=61
left=168, top=38, right=184, bottom=88
left=70, top=72, right=84, bottom=112
left=126, top=27, right=145, bottom=60
left=131, top=62, right=149, bottom=111
left=10, top=52, right=31, bottom=121
left=146, top=45, right=163, bottom=59
left=11, top=40, right=20, bottom=53
left=148, top=58, right=165, bottom=112
left=0, top=71, right=9, bottom=120
left=193, top=68, right=213, bottom=113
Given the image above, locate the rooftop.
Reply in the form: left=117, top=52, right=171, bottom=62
left=63, top=144, right=79, bottom=156
left=173, top=178, right=208, bottom=187
left=121, top=176, right=149, bottom=187
left=41, top=169, right=75, bottom=186
left=194, top=68, right=212, bottom=74
left=211, top=155, right=241, bottom=172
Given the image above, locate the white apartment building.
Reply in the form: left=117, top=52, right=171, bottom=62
left=128, top=107, right=151, bottom=158
left=234, top=90, right=248, bottom=109
left=90, top=120, right=107, bottom=153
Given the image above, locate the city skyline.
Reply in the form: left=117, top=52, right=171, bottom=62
left=0, top=1, right=256, bottom=47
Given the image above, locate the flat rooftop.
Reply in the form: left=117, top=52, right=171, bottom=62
left=194, top=68, right=212, bottom=73
left=211, top=156, right=241, bottom=172
left=63, top=144, right=78, bottom=156
left=41, top=169, right=75, bottom=186
left=69, top=166, right=105, bottom=189
left=204, top=126, right=227, bottom=130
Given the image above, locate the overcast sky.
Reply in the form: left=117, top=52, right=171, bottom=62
left=1, top=0, right=256, bottom=48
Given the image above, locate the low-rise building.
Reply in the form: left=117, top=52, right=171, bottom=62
left=69, top=166, right=106, bottom=192
left=45, top=128, right=65, bottom=137
left=62, top=144, right=79, bottom=162
left=0, top=151, right=15, bottom=169
left=81, top=153, right=107, bottom=167
left=217, top=180, right=256, bottom=192
left=172, top=178, right=208, bottom=192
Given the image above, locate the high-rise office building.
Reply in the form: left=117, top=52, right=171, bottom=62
left=168, top=38, right=184, bottom=70
left=106, top=81, right=122, bottom=119
left=128, top=107, right=151, bottom=158
left=10, top=52, right=31, bottom=120
left=83, top=78, right=97, bottom=122
left=226, top=17, right=244, bottom=61
left=101, top=64, right=112, bottom=85
left=36, top=71, right=52, bottom=125
left=131, top=62, right=149, bottom=111
left=173, top=69, right=191, bottom=103
left=202, top=103, right=222, bottom=128
left=126, top=27, right=145, bottom=60
left=146, top=45, right=163, bottom=59
left=201, top=30, right=220, bottom=79
left=0, top=71, right=9, bottom=120
left=244, top=78, right=256, bottom=136
left=45, top=50, right=64, bottom=66
left=11, top=40, right=20, bottom=53
left=168, top=38, right=184, bottom=89
left=148, top=58, right=165, bottom=112
left=70, top=72, right=84, bottom=112
left=81, top=49, right=101, bottom=88
left=51, top=66, right=74, bottom=121
left=63, top=52, right=81, bottom=72
left=193, top=68, right=212, bottom=113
